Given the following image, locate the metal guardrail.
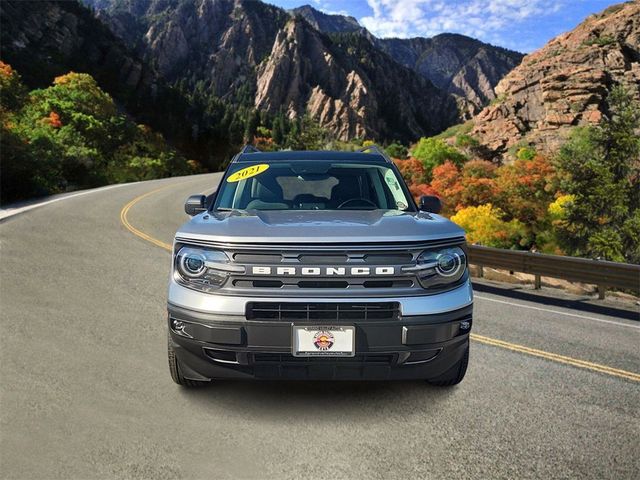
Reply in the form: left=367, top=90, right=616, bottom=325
left=468, top=245, right=640, bottom=299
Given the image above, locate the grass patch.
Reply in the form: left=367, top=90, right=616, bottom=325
left=434, top=120, right=474, bottom=140
left=489, top=93, right=508, bottom=106
left=583, top=36, right=616, bottom=47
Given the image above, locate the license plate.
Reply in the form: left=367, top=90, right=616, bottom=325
left=292, top=326, right=355, bottom=357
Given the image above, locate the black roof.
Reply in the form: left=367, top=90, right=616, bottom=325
left=234, top=150, right=390, bottom=163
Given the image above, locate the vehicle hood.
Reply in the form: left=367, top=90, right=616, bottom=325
left=175, top=210, right=465, bottom=244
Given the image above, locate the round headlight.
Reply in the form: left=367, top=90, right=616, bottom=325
left=179, top=252, right=206, bottom=277
left=174, top=246, right=240, bottom=292
left=414, top=246, right=467, bottom=289
left=436, top=252, right=462, bottom=277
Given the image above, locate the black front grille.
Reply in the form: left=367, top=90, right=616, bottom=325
left=246, top=302, right=400, bottom=322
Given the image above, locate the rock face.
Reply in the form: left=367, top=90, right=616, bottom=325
left=378, top=34, right=523, bottom=116
left=87, top=0, right=289, bottom=98
left=470, top=2, right=640, bottom=159
left=255, top=18, right=457, bottom=141
left=291, top=5, right=361, bottom=33
left=26, top=0, right=520, bottom=143
left=83, top=0, right=458, bottom=142
left=291, top=5, right=523, bottom=116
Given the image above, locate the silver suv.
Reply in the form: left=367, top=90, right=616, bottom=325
left=167, top=147, right=472, bottom=386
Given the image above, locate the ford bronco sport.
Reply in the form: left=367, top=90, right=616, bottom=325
left=167, top=146, right=472, bottom=386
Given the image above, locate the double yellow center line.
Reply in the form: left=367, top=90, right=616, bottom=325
left=471, top=334, right=640, bottom=382
left=120, top=183, right=640, bottom=383
left=120, top=186, right=173, bottom=251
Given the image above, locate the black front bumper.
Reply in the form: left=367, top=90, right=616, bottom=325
left=168, top=303, right=472, bottom=381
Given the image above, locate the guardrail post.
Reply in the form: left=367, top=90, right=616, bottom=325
left=597, top=284, right=606, bottom=300
left=534, top=274, right=541, bottom=290
left=478, top=265, right=484, bottom=278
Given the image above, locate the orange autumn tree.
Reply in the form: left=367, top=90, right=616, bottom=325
left=393, top=157, right=427, bottom=186
left=409, top=183, right=440, bottom=203
left=394, top=157, right=434, bottom=203
left=495, top=154, right=556, bottom=224
left=429, top=160, right=499, bottom=213
left=430, top=161, right=464, bottom=213
left=459, top=159, right=499, bottom=207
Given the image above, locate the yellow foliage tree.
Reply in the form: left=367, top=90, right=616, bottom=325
left=451, top=204, right=525, bottom=248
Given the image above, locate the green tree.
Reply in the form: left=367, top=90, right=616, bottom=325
left=411, top=137, right=467, bottom=180
left=1, top=65, right=196, bottom=203
left=555, top=86, right=640, bottom=262
left=385, top=142, right=408, bottom=159
left=272, top=112, right=285, bottom=145
left=244, top=109, right=259, bottom=142
left=296, top=115, right=330, bottom=150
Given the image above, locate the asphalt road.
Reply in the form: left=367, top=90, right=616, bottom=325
left=1, top=173, right=639, bottom=480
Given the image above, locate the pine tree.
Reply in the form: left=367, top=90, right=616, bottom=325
left=556, top=86, right=640, bottom=262
left=244, top=109, right=259, bottom=143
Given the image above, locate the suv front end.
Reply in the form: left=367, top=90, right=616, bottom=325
left=167, top=149, right=473, bottom=386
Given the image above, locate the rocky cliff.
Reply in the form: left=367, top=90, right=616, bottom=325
left=291, top=5, right=362, bottom=34
left=86, top=0, right=289, bottom=98
left=0, top=0, right=246, bottom=167
left=469, top=2, right=640, bottom=159
left=291, top=5, right=523, bottom=116
left=5, top=0, right=525, bottom=144
left=378, top=34, right=524, bottom=116
left=255, top=18, right=457, bottom=141
left=83, top=0, right=458, bottom=142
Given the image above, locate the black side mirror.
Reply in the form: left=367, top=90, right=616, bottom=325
left=419, top=195, right=442, bottom=214
left=185, top=194, right=207, bottom=216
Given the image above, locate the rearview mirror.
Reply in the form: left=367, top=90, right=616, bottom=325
left=419, top=195, right=442, bottom=214
left=185, top=194, right=207, bottom=216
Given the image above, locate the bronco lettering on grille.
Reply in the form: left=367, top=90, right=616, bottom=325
left=251, top=266, right=395, bottom=276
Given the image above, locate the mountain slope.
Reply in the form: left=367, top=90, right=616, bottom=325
left=291, top=5, right=361, bottom=33
left=0, top=0, right=246, bottom=168
left=0, top=0, right=152, bottom=96
left=256, top=19, right=457, bottom=141
left=469, top=1, right=640, bottom=159
left=84, top=0, right=459, bottom=142
left=378, top=34, right=523, bottom=115
left=291, top=5, right=523, bottom=115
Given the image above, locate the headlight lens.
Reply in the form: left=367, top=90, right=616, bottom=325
left=412, top=246, right=467, bottom=289
left=174, top=246, right=244, bottom=292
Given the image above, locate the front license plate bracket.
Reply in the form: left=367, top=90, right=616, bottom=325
left=292, top=325, right=355, bottom=357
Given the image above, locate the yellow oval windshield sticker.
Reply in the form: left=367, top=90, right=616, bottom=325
left=226, top=164, right=270, bottom=183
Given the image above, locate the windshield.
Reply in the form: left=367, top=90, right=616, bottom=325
left=214, top=160, right=413, bottom=211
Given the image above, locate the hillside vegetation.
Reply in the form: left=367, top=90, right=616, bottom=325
left=0, top=63, right=196, bottom=202
left=394, top=86, right=639, bottom=263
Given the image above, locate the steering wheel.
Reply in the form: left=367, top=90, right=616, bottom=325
left=337, top=198, right=377, bottom=209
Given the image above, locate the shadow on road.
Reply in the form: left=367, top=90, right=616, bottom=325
left=473, top=281, right=639, bottom=321
left=180, top=379, right=459, bottom=417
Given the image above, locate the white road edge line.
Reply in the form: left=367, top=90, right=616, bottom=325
left=0, top=183, right=133, bottom=221
left=475, top=294, right=640, bottom=329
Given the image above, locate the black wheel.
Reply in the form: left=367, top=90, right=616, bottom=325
left=427, top=344, right=469, bottom=387
left=168, top=333, right=209, bottom=388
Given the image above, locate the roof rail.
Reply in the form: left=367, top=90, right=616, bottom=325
left=358, top=144, right=392, bottom=162
left=240, top=144, right=261, bottom=154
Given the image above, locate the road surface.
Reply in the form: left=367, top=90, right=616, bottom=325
left=1, top=173, right=639, bottom=479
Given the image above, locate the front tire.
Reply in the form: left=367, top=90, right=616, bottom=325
left=427, top=344, right=469, bottom=387
left=168, top=333, right=209, bottom=388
